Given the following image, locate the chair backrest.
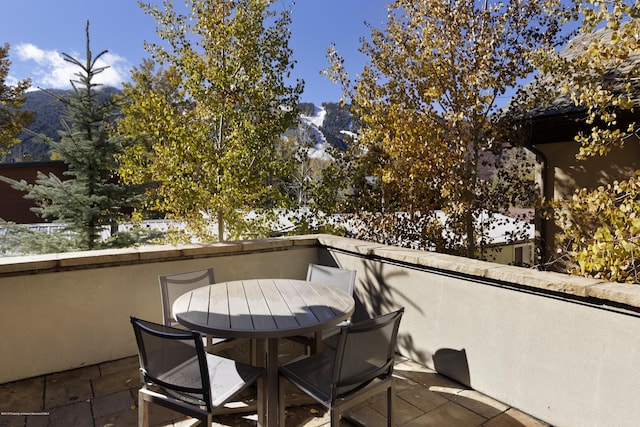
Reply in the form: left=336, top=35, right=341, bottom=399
left=130, top=316, right=212, bottom=410
left=159, top=268, right=215, bottom=327
left=331, top=308, right=404, bottom=398
left=306, top=263, right=356, bottom=296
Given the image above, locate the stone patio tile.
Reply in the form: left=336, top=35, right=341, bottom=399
left=24, top=412, right=49, bottom=427
left=0, top=350, right=552, bottom=427
left=47, top=401, right=92, bottom=427
left=212, top=413, right=261, bottom=427
left=0, top=414, right=27, bottom=427
left=285, top=412, right=331, bottom=427
left=392, top=374, right=419, bottom=395
left=483, top=408, right=550, bottom=427
left=398, top=383, right=450, bottom=412
left=356, top=377, right=415, bottom=407
left=146, top=402, right=192, bottom=427
left=0, top=416, right=16, bottom=427
left=394, top=361, right=469, bottom=393
left=426, top=380, right=470, bottom=400
left=94, top=405, right=138, bottom=427
left=46, top=364, right=100, bottom=383
left=278, top=403, right=339, bottom=427
left=91, top=365, right=139, bottom=396
left=394, top=358, right=436, bottom=374
left=384, top=395, right=425, bottom=425
left=98, top=356, right=139, bottom=377
left=404, top=401, right=486, bottom=427
left=91, top=389, right=136, bottom=419
left=0, top=376, right=44, bottom=412
left=264, top=404, right=366, bottom=427
left=44, top=366, right=99, bottom=409
left=451, top=389, right=510, bottom=419
left=347, top=404, right=390, bottom=427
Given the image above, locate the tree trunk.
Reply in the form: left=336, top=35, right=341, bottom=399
left=465, top=209, right=475, bottom=258
left=217, top=210, right=225, bottom=242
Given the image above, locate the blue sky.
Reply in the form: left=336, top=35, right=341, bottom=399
left=2, top=1, right=389, bottom=105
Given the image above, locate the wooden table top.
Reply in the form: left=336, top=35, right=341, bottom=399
left=172, top=278, right=355, bottom=339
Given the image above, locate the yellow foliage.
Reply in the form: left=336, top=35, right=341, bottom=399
left=116, top=1, right=303, bottom=241
left=553, top=171, right=640, bottom=283
left=538, top=1, right=640, bottom=283
left=325, top=0, right=566, bottom=258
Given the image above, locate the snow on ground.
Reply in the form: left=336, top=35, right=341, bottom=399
left=300, top=104, right=326, bottom=127
left=340, top=130, right=357, bottom=139
left=300, top=105, right=332, bottom=161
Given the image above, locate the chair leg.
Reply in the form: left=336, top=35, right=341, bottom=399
left=310, top=331, right=324, bottom=355
left=330, top=406, right=341, bottom=426
left=387, top=382, right=395, bottom=427
left=138, top=391, right=149, bottom=427
left=279, top=376, right=287, bottom=426
left=206, top=334, right=213, bottom=353
left=250, top=339, right=258, bottom=366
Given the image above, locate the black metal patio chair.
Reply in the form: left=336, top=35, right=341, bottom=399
left=287, top=263, right=357, bottom=354
left=279, top=307, right=404, bottom=426
left=159, top=268, right=236, bottom=352
left=130, top=316, right=263, bottom=426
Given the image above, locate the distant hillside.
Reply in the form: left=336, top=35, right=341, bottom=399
left=5, top=87, right=121, bottom=163
left=4, top=89, right=353, bottom=163
left=298, top=102, right=355, bottom=151
left=7, top=89, right=64, bottom=162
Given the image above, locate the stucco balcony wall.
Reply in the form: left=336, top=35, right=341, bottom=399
left=1, top=234, right=640, bottom=426
left=317, top=235, right=640, bottom=427
left=0, top=236, right=319, bottom=385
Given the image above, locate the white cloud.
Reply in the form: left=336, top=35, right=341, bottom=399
left=15, top=43, right=50, bottom=64
left=14, top=43, right=130, bottom=90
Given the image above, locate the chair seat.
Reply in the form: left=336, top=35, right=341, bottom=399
left=280, top=348, right=383, bottom=405
left=157, top=353, right=262, bottom=409
left=278, top=308, right=404, bottom=427
left=206, top=352, right=263, bottom=409
left=131, top=317, right=264, bottom=427
left=279, top=350, right=336, bottom=404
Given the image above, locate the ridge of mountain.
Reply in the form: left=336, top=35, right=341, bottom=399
left=4, top=89, right=353, bottom=163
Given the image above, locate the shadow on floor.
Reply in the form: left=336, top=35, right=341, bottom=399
left=0, top=340, right=549, bottom=427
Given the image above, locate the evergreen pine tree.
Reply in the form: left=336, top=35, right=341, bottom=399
left=0, top=22, right=150, bottom=253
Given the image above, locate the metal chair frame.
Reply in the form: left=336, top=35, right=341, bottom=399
left=131, top=316, right=263, bottom=426
left=279, top=308, right=404, bottom=426
left=159, top=268, right=235, bottom=352
left=289, top=263, right=357, bottom=354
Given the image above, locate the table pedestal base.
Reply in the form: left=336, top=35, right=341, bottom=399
left=255, top=338, right=280, bottom=427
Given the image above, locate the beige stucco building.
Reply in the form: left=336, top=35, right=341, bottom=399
left=520, top=25, right=640, bottom=269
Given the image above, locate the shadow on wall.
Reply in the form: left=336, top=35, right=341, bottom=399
left=321, top=250, right=433, bottom=365
left=433, top=347, right=471, bottom=387
left=361, top=258, right=430, bottom=363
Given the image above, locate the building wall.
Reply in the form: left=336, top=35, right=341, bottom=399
left=534, top=137, right=640, bottom=266
left=0, top=161, right=67, bottom=223
left=483, top=241, right=535, bottom=266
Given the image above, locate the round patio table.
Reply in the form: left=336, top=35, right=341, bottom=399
left=172, top=278, right=355, bottom=427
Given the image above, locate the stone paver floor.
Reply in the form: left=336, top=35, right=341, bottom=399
left=0, top=340, right=550, bottom=427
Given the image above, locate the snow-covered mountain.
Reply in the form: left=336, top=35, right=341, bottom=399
left=300, top=104, right=330, bottom=159
left=297, top=102, right=355, bottom=160
left=6, top=92, right=354, bottom=163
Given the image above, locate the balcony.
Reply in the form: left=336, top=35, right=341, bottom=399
left=1, top=234, right=639, bottom=426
